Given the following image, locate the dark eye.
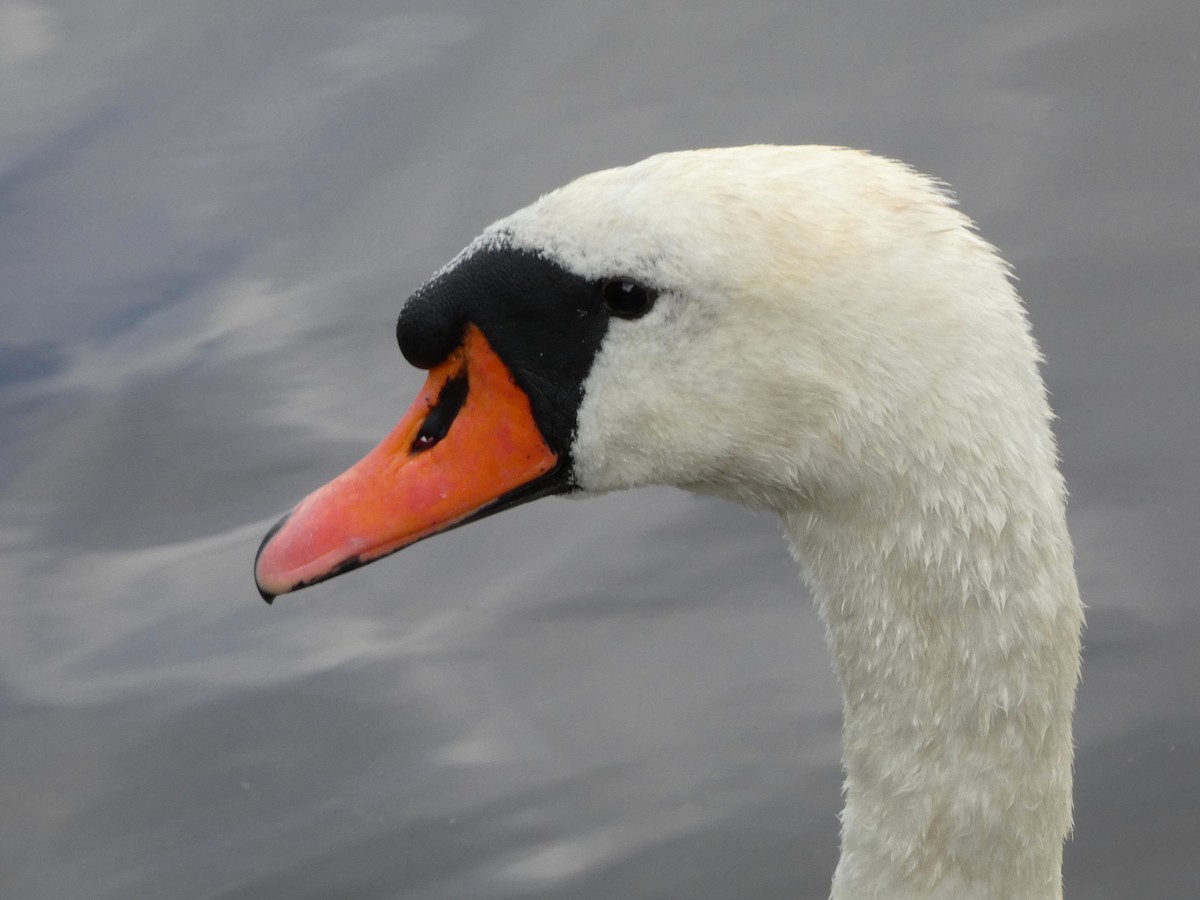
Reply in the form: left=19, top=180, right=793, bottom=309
left=601, top=278, right=657, bottom=319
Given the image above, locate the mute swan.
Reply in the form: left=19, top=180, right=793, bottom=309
left=255, top=145, right=1083, bottom=899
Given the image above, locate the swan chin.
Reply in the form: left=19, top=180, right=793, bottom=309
left=255, top=145, right=1082, bottom=900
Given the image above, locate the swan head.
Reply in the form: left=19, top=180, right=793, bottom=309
left=254, top=145, right=1043, bottom=599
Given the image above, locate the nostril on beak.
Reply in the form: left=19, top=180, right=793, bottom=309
left=411, top=371, right=468, bottom=453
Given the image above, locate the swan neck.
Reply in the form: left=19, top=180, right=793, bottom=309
left=782, top=478, right=1082, bottom=899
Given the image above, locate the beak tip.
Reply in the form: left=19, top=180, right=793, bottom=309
left=254, top=510, right=293, bottom=605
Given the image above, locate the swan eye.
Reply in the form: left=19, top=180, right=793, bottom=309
left=601, top=278, right=657, bottom=319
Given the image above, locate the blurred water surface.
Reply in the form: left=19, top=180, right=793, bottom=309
left=1, top=2, right=1198, bottom=897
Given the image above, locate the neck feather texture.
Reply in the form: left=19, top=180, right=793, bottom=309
left=782, top=433, right=1082, bottom=900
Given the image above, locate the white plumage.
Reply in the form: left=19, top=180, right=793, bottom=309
left=479, top=146, right=1084, bottom=899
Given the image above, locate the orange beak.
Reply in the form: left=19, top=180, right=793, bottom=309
left=254, top=324, right=561, bottom=601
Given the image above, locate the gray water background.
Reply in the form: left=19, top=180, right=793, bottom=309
left=1, top=2, right=1197, bottom=897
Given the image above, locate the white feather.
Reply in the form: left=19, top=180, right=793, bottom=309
left=461, top=146, right=1083, bottom=899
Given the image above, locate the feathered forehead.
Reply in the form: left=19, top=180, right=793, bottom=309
left=464, top=147, right=826, bottom=283
left=461, top=145, right=943, bottom=290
